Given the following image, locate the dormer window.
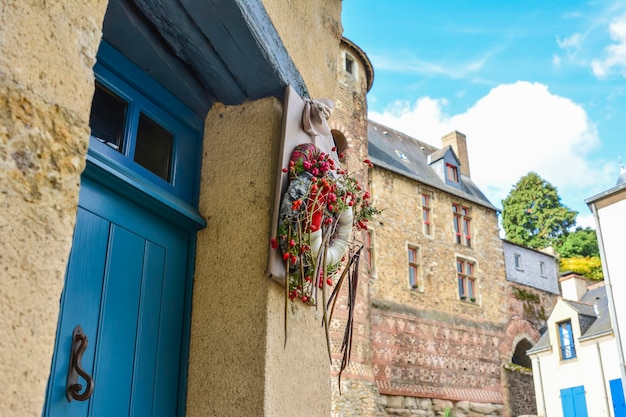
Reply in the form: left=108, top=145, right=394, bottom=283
left=446, top=163, right=459, bottom=182
left=558, top=320, right=576, bottom=360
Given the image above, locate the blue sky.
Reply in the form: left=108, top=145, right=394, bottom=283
left=342, top=1, right=626, bottom=228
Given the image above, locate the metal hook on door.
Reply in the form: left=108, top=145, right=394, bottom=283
left=66, top=325, right=95, bottom=402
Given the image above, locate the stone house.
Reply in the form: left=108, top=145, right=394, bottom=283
left=328, top=40, right=563, bottom=416
left=528, top=274, right=625, bottom=417
left=1, top=1, right=348, bottom=416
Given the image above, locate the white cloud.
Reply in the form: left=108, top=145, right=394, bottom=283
left=591, top=13, right=626, bottom=78
left=369, top=81, right=614, bottom=217
left=369, top=49, right=493, bottom=79
left=554, top=33, right=587, bottom=67
left=557, top=33, right=584, bottom=50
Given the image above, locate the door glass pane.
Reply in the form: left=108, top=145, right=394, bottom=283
left=89, top=83, right=127, bottom=152
left=134, top=113, right=174, bottom=182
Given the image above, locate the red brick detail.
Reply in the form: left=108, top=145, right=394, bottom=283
left=371, top=308, right=504, bottom=404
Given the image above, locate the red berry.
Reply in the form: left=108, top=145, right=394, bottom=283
left=326, top=278, right=333, bottom=286
left=282, top=168, right=288, bottom=173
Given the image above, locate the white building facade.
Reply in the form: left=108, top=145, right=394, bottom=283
left=587, top=167, right=626, bottom=408
left=528, top=275, right=625, bottom=417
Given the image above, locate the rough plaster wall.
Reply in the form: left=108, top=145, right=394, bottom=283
left=262, top=0, right=343, bottom=99
left=0, top=2, right=107, bottom=416
left=187, top=98, right=331, bottom=417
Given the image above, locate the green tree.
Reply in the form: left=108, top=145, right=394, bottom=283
left=556, top=227, right=599, bottom=258
left=560, top=256, right=603, bottom=280
left=502, top=172, right=577, bottom=249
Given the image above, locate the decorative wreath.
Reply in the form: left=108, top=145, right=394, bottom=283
left=271, top=141, right=380, bottom=389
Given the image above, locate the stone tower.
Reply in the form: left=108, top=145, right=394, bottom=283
left=329, top=37, right=385, bottom=417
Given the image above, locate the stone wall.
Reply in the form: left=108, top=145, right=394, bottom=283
left=368, top=168, right=508, bottom=323
left=381, top=394, right=503, bottom=417
left=0, top=2, right=108, bottom=416
left=502, top=365, right=537, bottom=417
left=329, top=39, right=384, bottom=416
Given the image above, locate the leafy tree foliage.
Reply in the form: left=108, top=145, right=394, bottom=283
left=502, top=172, right=577, bottom=249
left=560, top=256, right=603, bottom=280
left=555, top=227, right=599, bottom=258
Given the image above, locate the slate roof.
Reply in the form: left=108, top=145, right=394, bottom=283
left=528, top=283, right=611, bottom=354
left=367, top=120, right=498, bottom=211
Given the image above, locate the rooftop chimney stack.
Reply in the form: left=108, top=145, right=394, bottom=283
left=441, top=131, right=471, bottom=177
left=560, top=272, right=588, bottom=301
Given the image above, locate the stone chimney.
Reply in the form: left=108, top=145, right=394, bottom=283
left=560, top=272, right=588, bottom=301
left=441, top=131, right=470, bottom=177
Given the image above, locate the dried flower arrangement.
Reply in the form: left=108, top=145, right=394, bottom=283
left=270, top=141, right=380, bottom=387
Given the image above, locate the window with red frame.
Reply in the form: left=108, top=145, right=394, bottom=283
left=421, top=193, right=432, bottom=235
left=452, top=203, right=471, bottom=246
left=457, top=258, right=476, bottom=301
left=408, top=246, right=420, bottom=289
left=446, top=163, right=459, bottom=182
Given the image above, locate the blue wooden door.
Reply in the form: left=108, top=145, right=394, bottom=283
left=43, top=177, right=190, bottom=417
left=561, top=386, right=589, bottom=417
left=611, top=378, right=626, bottom=417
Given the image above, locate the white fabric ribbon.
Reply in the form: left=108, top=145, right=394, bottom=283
left=302, top=97, right=340, bottom=167
left=302, top=98, right=334, bottom=138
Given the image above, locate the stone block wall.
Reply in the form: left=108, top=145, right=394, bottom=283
left=380, top=394, right=503, bottom=417
left=502, top=365, right=537, bottom=417
left=368, top=168, right=508, bottom=323
left=0, top=2, right=108, bottom=415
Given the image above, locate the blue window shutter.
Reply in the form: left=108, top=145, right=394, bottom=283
left=561, top=386, right=589, bottom=417
left=610, top=379, right=626, bottom=417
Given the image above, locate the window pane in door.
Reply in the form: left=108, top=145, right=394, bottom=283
left=134, top=113, right=174, bottom=181
left=89, top=83, right=127, bottom=152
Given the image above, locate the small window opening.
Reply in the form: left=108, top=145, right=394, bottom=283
left=345, top=54, right=355, bottom=74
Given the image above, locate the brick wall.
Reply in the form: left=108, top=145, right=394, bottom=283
left=371, top=301, right=505, bottom=404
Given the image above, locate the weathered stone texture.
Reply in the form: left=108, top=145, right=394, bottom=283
left=262, top=0, right=342, bottom=99
left=0, top=1, right=107, bottom=117
left=329, top=40, right=384, bottom=416
left=332, top=380, right=387, bottom=417
left=0, top=2, right=107, bottom=415
left=502, top=366, right=537, bottom=417
left=0, top=80, right=91, bottom=415
left=368, top=167, right=507, bottom=322
left=380, top=395, right=503, bottom=417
